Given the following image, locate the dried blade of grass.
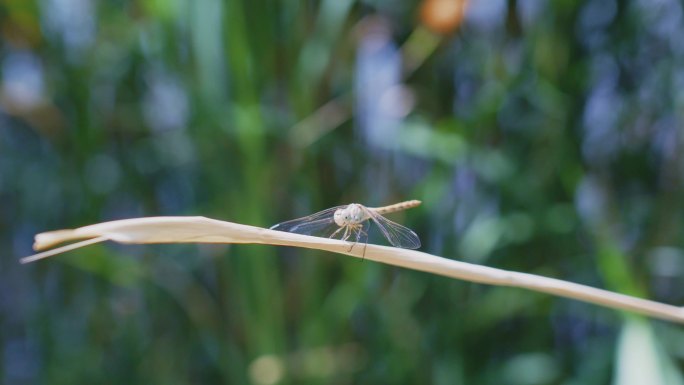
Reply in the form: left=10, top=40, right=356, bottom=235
left=21, top=216, right=684, bottom=324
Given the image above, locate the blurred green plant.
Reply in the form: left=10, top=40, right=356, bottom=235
left=2, top=0, right=684, bottom=384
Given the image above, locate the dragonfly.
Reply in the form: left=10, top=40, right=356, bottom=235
left=270, top=200, right=421, bottom=250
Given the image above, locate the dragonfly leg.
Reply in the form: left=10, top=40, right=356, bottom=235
left=345, top=224, right=366, bottom=253
left=355, top=226, right=369, bottom=260
left=341, top=226, right=351, bottom=241
left=356, top=227, right=368, bottom=261
left=345, top=227, right=362, bottom=252
left=329, top=226, right=345, bottom=239
left=348, top=226, right=362, bottom=254
left=332, top=226, right=356, bottom=252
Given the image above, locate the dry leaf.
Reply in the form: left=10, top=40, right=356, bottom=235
left=21, top=216, right=684, bottom=324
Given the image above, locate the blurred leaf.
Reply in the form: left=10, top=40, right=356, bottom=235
left=63, top=245, right=147, bottom=286
left=614, top=317, right=684, bottom=385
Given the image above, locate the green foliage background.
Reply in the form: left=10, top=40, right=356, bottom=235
left=2, top=0, right=684, bottom=384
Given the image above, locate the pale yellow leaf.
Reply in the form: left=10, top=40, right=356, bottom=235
left=21, top=216, right=684, bottom=324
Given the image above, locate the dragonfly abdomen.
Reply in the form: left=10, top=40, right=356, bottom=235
left=371, top=200, right=421, bottom=215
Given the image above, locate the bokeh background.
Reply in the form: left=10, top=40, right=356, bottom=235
left=3, top=0, right=684, bottom=383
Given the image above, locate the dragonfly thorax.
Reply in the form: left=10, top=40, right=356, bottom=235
left=334, top=204, right=367, bottom=226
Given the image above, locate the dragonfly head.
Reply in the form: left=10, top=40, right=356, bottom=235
left=334, top=204, right=365, bottom=226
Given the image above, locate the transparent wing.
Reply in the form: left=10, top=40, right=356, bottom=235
left=270, top=206, right=345, bottom=238
left=362, top=207, right=421, bottom=249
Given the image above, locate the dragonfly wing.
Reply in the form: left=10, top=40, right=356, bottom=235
left=362, top=207, right=421, bottom=249
left=270, top=206, right=345, bottom=238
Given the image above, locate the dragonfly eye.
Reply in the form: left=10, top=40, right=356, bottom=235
left=333, top=210, right=347, bottom=226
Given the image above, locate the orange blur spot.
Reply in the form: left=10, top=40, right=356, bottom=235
left=419, top=0, right=468, bottom=34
